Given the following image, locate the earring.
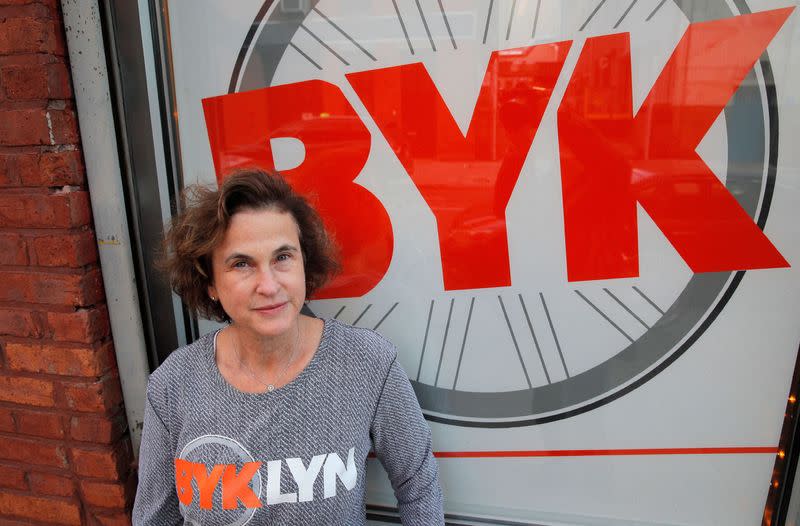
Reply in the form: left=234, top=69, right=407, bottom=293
left=211, top=296, right=217, bottom=302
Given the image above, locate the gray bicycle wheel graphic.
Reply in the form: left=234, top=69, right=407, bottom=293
left=227, top=0, right=779, bottom=427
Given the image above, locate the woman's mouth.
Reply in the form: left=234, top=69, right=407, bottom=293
left=253, top=302, right=287, bottom=314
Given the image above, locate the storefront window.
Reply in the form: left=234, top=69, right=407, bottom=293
left=111, top=0, right=800, bottom=523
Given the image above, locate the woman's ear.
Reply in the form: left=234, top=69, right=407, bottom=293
left=208, top=284, right=218, bottom=302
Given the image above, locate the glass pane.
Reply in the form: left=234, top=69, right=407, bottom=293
left=162, top=0, right=800, bottom=523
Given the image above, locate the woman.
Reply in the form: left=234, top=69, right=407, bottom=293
left=132, top=170, right=444, bottom=525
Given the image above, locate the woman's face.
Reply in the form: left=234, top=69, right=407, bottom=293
left=208, top=207, right=306, bottom=339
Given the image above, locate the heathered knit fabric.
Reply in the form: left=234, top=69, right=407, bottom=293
left=132, top=318, right=444, bottom=525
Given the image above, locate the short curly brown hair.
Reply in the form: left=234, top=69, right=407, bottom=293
left=160, top=169, right=339, bottom=322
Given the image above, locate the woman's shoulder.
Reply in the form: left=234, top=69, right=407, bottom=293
left=322, top=318, right=398, bottom=368
left=147, top=330, right=217, bottom=393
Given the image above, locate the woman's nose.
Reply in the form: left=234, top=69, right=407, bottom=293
left=255, top=267, right=281, bottom=295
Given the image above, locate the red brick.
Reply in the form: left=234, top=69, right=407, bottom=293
left=0, top=3, right=52, bottom=19
left=0, top=407, right=13, bottom=433
left=0, top=267, right=104, bottom=306
left=0, top=491, right=81, bottom=525
left=46, top=62, right=71, bottom=98
left=12, top=408, right=64, bottom=439
left=0, top=52, right=45, bottom=67
left=0, top=0, right=59, bottom=10
left=28, top=471, right=74, bottom=497
left=61, top=374, right=122, bottom=413
left=6, top=341, right=114, bottom=377
left=1, top=63, right=46, bottom=99
left=0, top=61, right=70, bottom=100
left=0, top=465, right=27, bottom=490
left=0, top=107, right=77, bottom=146
left=0, top=308, right=39, bottom=337
left=0, top=233, right=27, bottom=265
left=43, top=0, right=62, bottom=12
left=31, top=230, right=98, bottom=267
left=0, top=154, right=20, bottom=186
left=0, top=190, right=91, bottom=228
left=0, top=435, right=67, bottom=467
left=0, top=108, right=50, bottom=145
left=32, top=150, right=84, bottom=186
left=0, top=18, right=62, bottom=55
left=48, top=108, right=79, bottom=144
left=0, top=152, right=32, bottom=187
left=45, top=306, right=109, bottom=343
left=70, top=441, right=131, bottom=479
left=80, top=478, right=132, bottom=508
left=70, top=411, right=127, bottom=444
left=0, top=0, right=56, bottom=5
left=0, top=375, right=54, bottom=407
left=1, top=150, right=84, bottom=187
left=94, top=511, right=133, bottom=526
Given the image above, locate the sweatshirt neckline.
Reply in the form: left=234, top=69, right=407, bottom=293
left=206, top=318, right=332, bottom=400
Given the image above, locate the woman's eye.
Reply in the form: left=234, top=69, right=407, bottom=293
left=275, top=252, right=297, bottom=265
left=233, top=260, right=249, bottom=269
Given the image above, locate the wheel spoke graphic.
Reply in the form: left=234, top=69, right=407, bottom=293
left=434, top=298, right=455, bottom=386
left=414, top=0, right=436, bottom=51
left=288, top=42, right=322, bottom=70
left=312, top=7, right=377, bottom=61
left=614, top=0, right=639, bottom=28
left=437, top=0, right=457, bottom=49
left=300, top=23, right=350, bottom=65
left=531, top=0, right=542, bottom=38
left=352, top=303, right=372, bottom=325
left=604, top=288, right=650, bottom=329
left=452, top=297, right=475, bottom=389
left=499, top=295, right=533, bottom=389
left=540, top=293, right=570, bottom=377
left=633, top=286, right=665, bottom=315
left=483, top=0, right=494, bottom=44
left=373, top=302, right=399, bottom=330
left=391, top=0, right=415, bottom=54
left=576, top=290, right=635, bottom=343
left=580, top=0, right=608, bottom=31
left=519, top=294, right=550, bottom=384
left=333, top=305, right=346, bottom=320
left=417, top=299, right=435, bottom=381
left=646, top=0, right=668, bottom=21
left=506, top=0, right=518, bottom=40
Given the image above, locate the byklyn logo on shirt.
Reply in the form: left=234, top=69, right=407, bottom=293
left=175, top=435, right=357, bottom=518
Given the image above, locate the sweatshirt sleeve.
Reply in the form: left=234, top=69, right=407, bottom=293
left=370, top=359, right=445, bottom=526
left=132, top=390, right=183, bottom=525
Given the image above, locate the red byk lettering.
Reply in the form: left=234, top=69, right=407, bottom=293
left=173, top=460, right=263, bottom=510
left=174, top=458, right=193, bottom=506
left=202, top=9, right=793, bottom=293
left=192, top=462, right=225, bottom=510
left=222, top=462, right=263, bottom=510
left=557, top=8, right=792, bottom=281
left=347, top=42, right=571, bottom=290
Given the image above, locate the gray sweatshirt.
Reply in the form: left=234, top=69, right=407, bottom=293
left=132, top=318, right=444, bottom=525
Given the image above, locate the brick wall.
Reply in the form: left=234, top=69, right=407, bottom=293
left=0, top=0, right=135, bottom=524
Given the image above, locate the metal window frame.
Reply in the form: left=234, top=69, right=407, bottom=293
left=100, top=0, right=197, bottom=367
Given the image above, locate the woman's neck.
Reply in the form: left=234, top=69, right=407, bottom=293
left=229, top=316, right=305, bottom=372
